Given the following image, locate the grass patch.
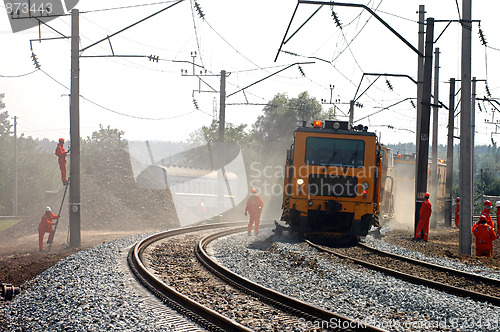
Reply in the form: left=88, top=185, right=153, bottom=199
left=0, top=218, right=21, bottom=232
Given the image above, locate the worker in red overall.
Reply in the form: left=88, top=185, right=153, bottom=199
left=55, top=138, right=69, bottom=185
left=245, top=188, right=264, bottom=236
left=472, top=214, right=497, bottom=258
left=38, top=206, right=59, bottom=252
left=480, top=200, right=495, bottom=229
left=415, top=192, right=432, bottom=242
left=454, top=197, right=460, bottom=227
left=495, top=201, right=500, bottom=236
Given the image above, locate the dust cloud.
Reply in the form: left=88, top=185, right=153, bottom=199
left=130, top=141, right=248, bottom=227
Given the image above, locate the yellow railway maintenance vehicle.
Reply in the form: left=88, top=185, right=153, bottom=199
left=278, top=120, right=382, bottom=244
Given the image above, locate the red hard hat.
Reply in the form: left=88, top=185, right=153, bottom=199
left=424, top=192, right=430, bottom=198
left=479, top=214, right=487, bottom=222
left=59, top=138, right=65, bottom=142
left=484, top=200, right=492, bottom=207
left=251, top=188, right=257, bottom=193
left=456, top=197, right=460, bottom=202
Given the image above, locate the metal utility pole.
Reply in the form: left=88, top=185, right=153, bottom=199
left=348, top=100, right=354, bottom=128
left=459, top=0, right=472, bottom=255
left=430, top=47, right=440, bottom=229
left=217, top=70, right=226, bottom=212
left=13, top=116, right=18, bottom=216
left=69, top=9, right=81, bottom=248
left=444, top=78, right=456, bottom=227
left=218, top=70, right=226, bottom=143
left=415, top=5, right=425, bottom=197
left=471, top=77, right=477, bottom=173
left=414, top=17, right=434, bottom=236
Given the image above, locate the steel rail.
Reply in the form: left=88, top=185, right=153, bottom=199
left=197, top=228, right=387, bottom=332
left=358, top=242, right=500, bottom=287
left=128, top=221, right=253, bottom=332
left=306, top=240, right=500, bottom=306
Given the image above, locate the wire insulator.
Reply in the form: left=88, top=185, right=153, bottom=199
left=386, top=79, right=393, bottom=91
left=486, top=84, right=492, bottom=98
left=148, top=55, right=159, bottom=62
left=330, top=8, right=342, bottom=28
left=478, top=28, right=487, bottom=46
left=31, top=52, right=41, bottom=69
left=298, top=66, right=305, bottom=77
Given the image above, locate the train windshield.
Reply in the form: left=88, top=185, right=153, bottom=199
left=305, top=137, right=365, bottom=167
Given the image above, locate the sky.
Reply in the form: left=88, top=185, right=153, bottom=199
left=1, top=0, right=500, bottom=148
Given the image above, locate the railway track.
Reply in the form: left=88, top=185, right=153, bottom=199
left=306, top=240, right=500, bottom=306
left=128, top=222, right=386, bottom=331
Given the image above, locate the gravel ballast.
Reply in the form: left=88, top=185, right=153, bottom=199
left=0, top=235, right=204, bottom=332
left=2, top=228, right=499, bottom=332
left=210, top=229, right=500, bottom=332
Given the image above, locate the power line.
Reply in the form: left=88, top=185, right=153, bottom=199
left=0, top=69, right=38, bottom=78
left=189, top=0, right=204, bottom=68
left=454, top=0, right=462, bottom=20
left=38, top=68, right=204, bottom=120
left=81, top=1, right=180, bottom=14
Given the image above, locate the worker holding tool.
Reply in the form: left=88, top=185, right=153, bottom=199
left=55, top=138, right=69, bottom=185
left=38, top=206, right=59, bottom=252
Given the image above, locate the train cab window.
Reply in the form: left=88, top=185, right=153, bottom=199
left=305, top=137, right=365, bottom=167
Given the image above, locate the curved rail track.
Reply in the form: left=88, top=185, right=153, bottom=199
left=128, top=222, right=252, bottom=332
left=306, top=240, right=500, bottom=306
left=128, top=222, right=386, bottom=331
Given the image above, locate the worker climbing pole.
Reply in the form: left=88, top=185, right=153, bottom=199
left=55, top=138, right=69, bottom=185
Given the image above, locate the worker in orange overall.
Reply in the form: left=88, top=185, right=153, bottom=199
left=415, top=192, right=432, bottom=242
left=480, top=200, right=495, bottom=229
left=454, top=197, right=460, bottom=227
left=245, top=188, right=264, bottom=236
left=496, top=201, right=500, bottom=236
left=472, top=214, right=497, bottom=258
left=55, top=138, right=69, bottom=185
left=38, top=206, right=59, bottom=252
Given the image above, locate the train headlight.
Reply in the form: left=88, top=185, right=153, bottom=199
left=333, top=122, right=340, bottom=129
left=297, top=179, right=304, bottom=186
left=362, top=182, right=369, bottom=190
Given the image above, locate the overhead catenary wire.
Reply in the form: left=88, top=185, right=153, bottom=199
left=80, top=1, right=180, bottom=14
left=0, top=69, right=39, bottom=78
left=188, top=0, right=204, bottom=68
left=7, top=1, right=499, bottom=145
left=37, top=67, right=206, bottom=120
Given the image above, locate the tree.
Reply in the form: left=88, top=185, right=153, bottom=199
left=186, top=119, right=251, bottom=147
left=0, top=93, right=60, bottom=215
left=251, top=91, right=324, bottom=161
left=184, top=120, right=252, bottom=169
left=81, top=124, right=126, bottom=174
